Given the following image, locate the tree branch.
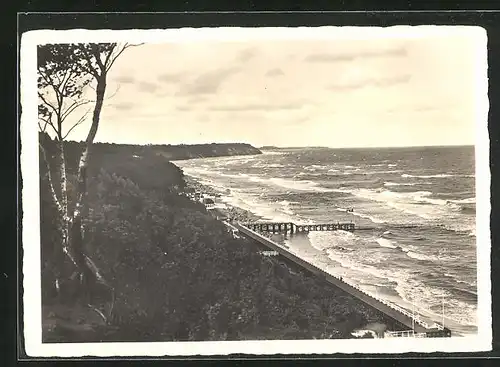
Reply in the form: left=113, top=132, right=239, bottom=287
left=40, top=69, right=63, bottom=114
left=80, top=47, right=100, bottom=78
left=63, top=108, right=91, bottom=140
left=106, top=43, right=140, bottom=72
left=57, top=67, right=71, bottom=95
left=38, top=119, right=48, bottom=133
left=105, top=84, right=120, bottom=101
left=38, top=91, right=59, bottom=117
left=91, top=45, right=106, bottom=71
left=61, top=98, right=94, bottom=122
left=102, top=44, right=116, bottom=70
left=59, top=66, right=75, bottom=96
left=38, top=115, right=59, bottom=137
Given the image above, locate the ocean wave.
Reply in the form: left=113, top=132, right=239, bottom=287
left=307, top=231, right=356, bottom=252
left=295, top=171, right=324, bottom=177
left=341, top=188, right=468, bottom=220
left=375, top=237, right=438, bottom=261
left=359, top=169, right=404, bottom=175
left=401, top=173, right=474, bottom=179
left=303, top=164, right=330, bottom=172
left=221, top=192, right=296, bottom=223
left=263, top=163, right=286, bottom=168
left=383, top=181, right=432, bottom=187
left=449, top=197, right=476, bottom=204
left=295, top=232, right=477, bottom=328
left=276, top=200, right=297, bottom=215
left=393, top=278, right=478, bottom=327
left=444, top=273, right=477, bottom=289
left=223, top=173, right=335, bottom=193
left=376, top=238, right=398, bottom=249
left=439, top=220, right=476, bottom=234
left=267, top=177, right=333, bottom=193
left=261, top=151, right=287, bottom=156
left=335, top=207, right=387, bottom=224
left=404, top=250, right=436, bottom=261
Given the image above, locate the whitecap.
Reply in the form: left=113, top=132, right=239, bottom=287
left=401, top=173, right=455, bottom=179
left=376, top=238, right=398, bottom=249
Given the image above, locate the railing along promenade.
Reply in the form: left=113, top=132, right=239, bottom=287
left=232, top=222, right=451, bottom=338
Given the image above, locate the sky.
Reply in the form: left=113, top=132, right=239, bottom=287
left=56, top=27, right=486, bottom=148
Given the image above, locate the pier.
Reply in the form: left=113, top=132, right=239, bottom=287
left=231, top=222, right=452, bottom=338
left=239, top=222, right=421, bottom=233
left=241, top=222, right=355, bottom=233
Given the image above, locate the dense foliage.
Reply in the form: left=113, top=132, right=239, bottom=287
left=40, top=136, right=401, bottom=342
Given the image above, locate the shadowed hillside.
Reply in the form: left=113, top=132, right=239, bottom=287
left=39, top=133, right=400, bottom=342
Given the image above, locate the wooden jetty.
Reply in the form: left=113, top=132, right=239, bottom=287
left=241, top=222, right=355, bottom=233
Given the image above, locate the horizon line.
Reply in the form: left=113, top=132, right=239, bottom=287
left=260, top=143, right=475, bottom=149
left=49, top=135, right=475, bottom=150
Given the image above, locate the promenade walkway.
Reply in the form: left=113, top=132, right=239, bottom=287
left=231, top=222, right=451, bottom=338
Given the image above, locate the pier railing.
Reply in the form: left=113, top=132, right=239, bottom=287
left=240, top=222, right=355, bottom=233
left=384, top=330, right=427, bottom=338
left=240, top=221, right=422, bottom=233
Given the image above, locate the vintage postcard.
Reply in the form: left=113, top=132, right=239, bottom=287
left=20, top=26, right=491, bottom=357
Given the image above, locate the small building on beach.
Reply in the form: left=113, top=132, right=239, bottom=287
left=203, top=198, right=215, bottom=209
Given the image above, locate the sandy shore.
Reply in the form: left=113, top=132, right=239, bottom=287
left=186, top=177, right=263, bottom=222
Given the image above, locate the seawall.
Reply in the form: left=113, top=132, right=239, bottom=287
left=233, top=222, right=448, bottom=335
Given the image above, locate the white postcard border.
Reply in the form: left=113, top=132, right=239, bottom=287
left=20, top=26, right=491, bottom=357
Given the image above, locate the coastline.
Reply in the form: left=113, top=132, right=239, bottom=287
left=184, top=175, right=410, bottom=338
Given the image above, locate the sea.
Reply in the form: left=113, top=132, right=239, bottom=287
left=174, top=146, right=478, bottom=336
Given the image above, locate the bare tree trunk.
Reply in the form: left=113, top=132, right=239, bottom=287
left=56, top=139, right=71, bottom=258
left=70, top=74, right=107, bottom=299
left=39, top=142, right=78, bottom=299
left=39, top=144, right=62, bottom=213
left=74, top=75, right=106, bottom=214
left=57, top=139, right=69, bottom=220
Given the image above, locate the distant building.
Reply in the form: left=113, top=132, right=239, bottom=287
left=203, top=198, right=215, bottom=209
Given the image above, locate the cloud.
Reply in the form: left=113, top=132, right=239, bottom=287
left=175, top=105, right=193, bottom=112
left=114, top=75, right=136, bottom=84
left=177, top=67, right=240, bottom=96
left=304, top=48, right=407, bottom=63
left=282, top=116, right=310, bottom=126
left=110, top=102, right=135, bottom=111
left=327, top=75, right=411, bottom=91
left=208, top=101, right=306, bottom=112
left=187, top=96, right=208, bottom=104
left=236, top=48, right=257, bottom=63
left=265, top=68, right=285, bottom=77
left=158, top=72, right=185, bottom=83
left=137, top=81, right=160, bottom=93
